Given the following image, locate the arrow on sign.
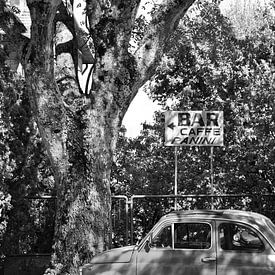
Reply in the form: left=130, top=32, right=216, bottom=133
left=168, top=122, right=176, bottom=130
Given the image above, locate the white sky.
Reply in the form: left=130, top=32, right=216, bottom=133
left=122, top=89, right=161, bottom=138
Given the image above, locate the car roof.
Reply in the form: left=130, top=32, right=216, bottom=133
left=138, top=209, right=275, bottom=251
left=160, top=209, right=269, bottom=224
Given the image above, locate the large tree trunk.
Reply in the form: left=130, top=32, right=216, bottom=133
left=24, top=1, right=118, bottom=273
left=51, top=108, right=116, bottom=274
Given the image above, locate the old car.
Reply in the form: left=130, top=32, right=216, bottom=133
left=80, top=209, right=275, bottom=275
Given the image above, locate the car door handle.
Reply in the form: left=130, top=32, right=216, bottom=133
left=201, top=257, right=216, bottom=263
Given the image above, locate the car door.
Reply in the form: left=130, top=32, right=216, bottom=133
left=216, top=220, right=275, bottom=274
left=136, top=220, right=217, bottom=275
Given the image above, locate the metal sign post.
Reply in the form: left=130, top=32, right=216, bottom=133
left=210, top=146, right=214, bottom=209
left=165, top=111, right=224, bottom=210
left=174, top=147, right=178, bottom=210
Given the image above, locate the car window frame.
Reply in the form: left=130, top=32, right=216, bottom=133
left=150, top=223, right=173, bottom=249
left=137, top=220, right=172, bottom=252
left=173, top=222, right=213, bottom=250
left=146, top=220, right=213, bottom=251
left=217, top=221, right=265, bottom=253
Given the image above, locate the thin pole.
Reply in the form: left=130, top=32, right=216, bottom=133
left=210, top=146, right=214, bottom=209
left=125, top=201, right=129, bottom=245
left=174, top=147, right=178, bottom=210
left=130, top=199, right=133, bottom=245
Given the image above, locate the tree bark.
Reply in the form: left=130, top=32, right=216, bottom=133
left=23, top=1, right=115, bottom=273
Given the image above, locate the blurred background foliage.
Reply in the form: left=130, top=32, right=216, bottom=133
left=0, top=48, right=55, bottom=255
left=1, top=0, right=275, bottom=252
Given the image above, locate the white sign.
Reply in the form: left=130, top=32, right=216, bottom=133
left=165, top=111, right=224, bottom=146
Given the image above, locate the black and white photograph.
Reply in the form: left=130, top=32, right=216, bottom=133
left=1, top=0, right=275, bottom=274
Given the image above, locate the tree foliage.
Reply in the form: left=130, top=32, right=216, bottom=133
left=0, top=47, right=55, bottom=255
left=147, top=0, right=275, bottom=196
left=112, top=0, right=275, bottom=242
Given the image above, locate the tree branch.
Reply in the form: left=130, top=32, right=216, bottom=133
left=56, top=39, right=74, bottom=56
left=56, top=74, right=77, bottom=83
left=0, top=0, right=29, bottom=63
left=0, top=0, right=26, bottom=34
left=56, top=2, right=75, bottom=33
left=56, top=1, right=94, bottom=64
left=134, top=0, right=195, bottom=85
left=112, top=0, right=195, bottom=119
left=86, top=0, right=141, bottom=56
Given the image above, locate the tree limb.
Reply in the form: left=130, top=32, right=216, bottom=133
left=0, top=0, right=29, bottom=63
left=134, top=0, right=195, bottom=85
left=55, top=1, right=95, bottom=94
left=57, top=1, right=94, bottom=64
left=110, top=0, right=195, bottom=119
left=0, top=0, right=26, bottom=34
left=56, top=39, right=74, bottom=56
left=56, top=74, right=77, bottom=83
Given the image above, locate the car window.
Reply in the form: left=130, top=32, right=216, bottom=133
left=151, top=223, right=211, bottom=250
left=151, top=225, right=172, bottom=248
left=174, top=223, right=211, bottom=249
left=219, top=223, right=264, bottom=252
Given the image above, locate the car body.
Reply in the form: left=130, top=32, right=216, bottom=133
left=80, top=209, right=275, bottom=275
